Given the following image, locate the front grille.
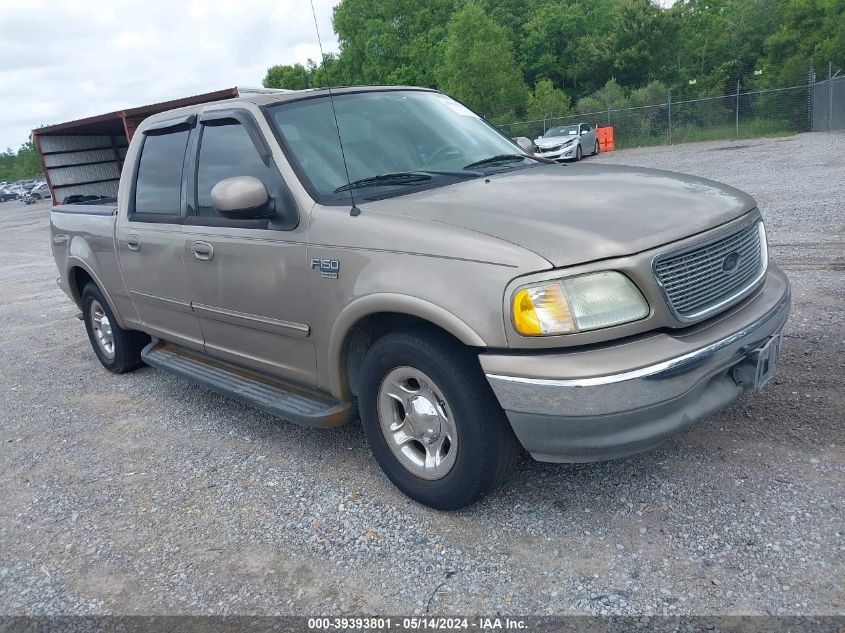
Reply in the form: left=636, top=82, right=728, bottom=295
left=654, top=219, right=765, bottom=321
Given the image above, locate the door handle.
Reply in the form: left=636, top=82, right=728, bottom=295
left=191, top=241, right=214, bottom=261
left=126, top=234, right=141, bottom=251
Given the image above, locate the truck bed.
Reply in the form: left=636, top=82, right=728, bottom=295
left=51, top=200, right=117, bottom=216
left=50, top=201, right=120, bottom=309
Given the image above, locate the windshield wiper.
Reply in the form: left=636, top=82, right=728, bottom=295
left=463, top=154, right=534, bottom=170
left=334, top=172, right=432, bottom=193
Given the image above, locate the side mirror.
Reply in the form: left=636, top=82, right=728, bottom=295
left=512, top=136, right=536, bottom=155
left=211, top=176, right=274, bottom=219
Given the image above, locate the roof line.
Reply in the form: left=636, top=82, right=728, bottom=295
left=33, top=87, right=241, bottom=136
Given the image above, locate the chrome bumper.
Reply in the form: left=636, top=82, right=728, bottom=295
left=482, top=266, right=791, bottom=462
left=536, top=145, right=576, bottom=161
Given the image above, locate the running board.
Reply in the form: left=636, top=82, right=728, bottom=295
left=141, top=339, right=353, bottom=428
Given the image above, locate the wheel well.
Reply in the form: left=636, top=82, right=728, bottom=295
left=342, top=313, right=464, bottom=398
left=69, top=267, right=94, bottom=305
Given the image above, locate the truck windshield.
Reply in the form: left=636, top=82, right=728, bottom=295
left=267, top=90, right=535, bottom=202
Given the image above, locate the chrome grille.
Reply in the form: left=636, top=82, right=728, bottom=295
left=654, top=220, right=765, bottom=321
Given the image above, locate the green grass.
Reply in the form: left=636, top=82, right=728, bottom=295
left=609, top=117, right=801, bottom=149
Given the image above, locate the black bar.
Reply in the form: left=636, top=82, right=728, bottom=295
left=52, top=177, right=121, bottom=189
left=44, top=158, right=121, bottom=170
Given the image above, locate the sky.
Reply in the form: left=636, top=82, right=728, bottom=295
left=0, top=0, right=340, bottom=151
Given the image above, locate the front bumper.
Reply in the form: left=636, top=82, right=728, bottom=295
left=482, top=266, right=791, bottom=462
left=536, top=143, right=577, bottom=161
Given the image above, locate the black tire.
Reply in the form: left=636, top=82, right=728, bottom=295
left=575, top=144, right=582, bottom=161
left=358, top=327, right=520, bottom=510
left=81, top=283, right=149, bottom=373
left=594, top=141, right=600, bottom=155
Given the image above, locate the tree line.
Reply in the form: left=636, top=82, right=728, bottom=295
left=0, top=140, right=41, bottom=183
left=263, top=0, right=844, bottom=125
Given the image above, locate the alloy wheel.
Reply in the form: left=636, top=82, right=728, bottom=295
left=377, top=366, right=458, bottom=480
left=89, top=299, right=115, bottom=359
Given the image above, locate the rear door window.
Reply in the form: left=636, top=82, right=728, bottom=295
left=133, top=129, right=190, bottom=217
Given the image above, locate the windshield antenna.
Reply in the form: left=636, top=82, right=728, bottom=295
left=310, top=0, right=360, bottom=216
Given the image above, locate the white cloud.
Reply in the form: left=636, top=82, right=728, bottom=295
left=0, top=0, right=339, bottom=150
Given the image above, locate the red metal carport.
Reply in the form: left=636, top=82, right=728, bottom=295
left=32, top=88, right=241, bottom=204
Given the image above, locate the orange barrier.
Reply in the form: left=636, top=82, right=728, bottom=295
left=596, top=126, right=615, bottom=152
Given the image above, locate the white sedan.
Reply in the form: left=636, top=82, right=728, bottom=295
left=534, top=123, right=599, bottom=162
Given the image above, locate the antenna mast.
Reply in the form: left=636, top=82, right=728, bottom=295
left=310, top=0, right=360, bottom=216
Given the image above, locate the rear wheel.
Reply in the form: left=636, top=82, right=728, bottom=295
left=594, top=140, right=600, bottom=155
left=82, top=283, right=149, bottom=373
left=358, top=327, right=520, bottom=510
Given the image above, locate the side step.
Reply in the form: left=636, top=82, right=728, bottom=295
left=141, top=339, right=353, bottom=428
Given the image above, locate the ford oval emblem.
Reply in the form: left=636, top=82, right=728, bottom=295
left=722, top=252, right=741, bottom=273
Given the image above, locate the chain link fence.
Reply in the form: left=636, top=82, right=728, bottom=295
left=812, top=62, right=845, bottom=132
left=497, top=62, right=841, bottom=150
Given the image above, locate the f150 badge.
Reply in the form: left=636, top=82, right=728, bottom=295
left=311, top=258, right=340, bottom=279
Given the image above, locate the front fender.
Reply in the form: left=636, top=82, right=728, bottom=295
left=327, top=293, right=487, bottom=399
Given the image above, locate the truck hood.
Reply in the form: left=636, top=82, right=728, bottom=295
left=364, top=163, right=757, bottom=268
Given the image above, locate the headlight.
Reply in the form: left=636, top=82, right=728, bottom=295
left=512, top=271, right=649, bottom=336
left=562, top=138, right=575, bottom=146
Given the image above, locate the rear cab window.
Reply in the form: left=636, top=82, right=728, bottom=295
left=132, top=128, right=190, bottom=221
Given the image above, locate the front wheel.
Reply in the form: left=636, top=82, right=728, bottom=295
left=358, top=328, right=520, bottom=510
left=82, top=283, right=149, bottom=373
left=575, top=144, right=582, bottom=161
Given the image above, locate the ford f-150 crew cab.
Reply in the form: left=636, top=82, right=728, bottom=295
left=50, top=86, right=791, bottom=509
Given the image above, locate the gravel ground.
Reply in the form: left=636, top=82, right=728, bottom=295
left=0, top=132, right=843, bottom=617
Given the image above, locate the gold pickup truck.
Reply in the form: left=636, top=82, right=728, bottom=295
left=49, top=87, right=790, bottom=509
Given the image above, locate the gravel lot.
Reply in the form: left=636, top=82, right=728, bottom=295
left=1, top=132, right=842, bottom=617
